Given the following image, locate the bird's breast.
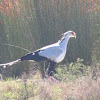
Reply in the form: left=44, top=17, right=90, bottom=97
left=55, top=50, right=66, bottom=63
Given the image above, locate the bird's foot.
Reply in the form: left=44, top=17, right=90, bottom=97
left=48, top=76, right=59, bottom=84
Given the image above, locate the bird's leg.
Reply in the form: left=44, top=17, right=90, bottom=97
left=47, top=61, right=60, bottom=83
left=45, top=62, right=50, bottom=78
left=47, top=61, right=56, bottom=76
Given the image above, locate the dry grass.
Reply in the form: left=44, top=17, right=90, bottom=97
left=0, top=72, right=100, bottom=100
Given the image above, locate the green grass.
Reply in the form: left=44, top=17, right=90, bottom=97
left=0, top=58, right=100, bottom=100
left=0, top=71, right=100, bottom=100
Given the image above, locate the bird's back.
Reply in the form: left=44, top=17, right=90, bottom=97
left=38, top=42, right=65, bottom=63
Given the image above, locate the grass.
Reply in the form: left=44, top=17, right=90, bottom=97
left=0, top=71, right=100, bottom=100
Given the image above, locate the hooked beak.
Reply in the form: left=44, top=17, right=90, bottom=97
left=74, top=33, right=76, bottom=38
left=73, top=32, right=76, bottom=38
left=71, top=32, right=76, bottom=38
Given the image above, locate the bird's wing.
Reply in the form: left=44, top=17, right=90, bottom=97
left=38, top=44, right=63, bottom=62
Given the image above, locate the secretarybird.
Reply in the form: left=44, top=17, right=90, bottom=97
left=0, top=31, right=76, bottom=76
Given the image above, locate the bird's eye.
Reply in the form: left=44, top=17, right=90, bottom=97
left=71, top=32, right=75, bottom=36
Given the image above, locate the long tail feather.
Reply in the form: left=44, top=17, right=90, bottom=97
left=0, top=59, right=21, bottom=68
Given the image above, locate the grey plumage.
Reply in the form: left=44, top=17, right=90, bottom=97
left=0, top=31, right=76, bottom=76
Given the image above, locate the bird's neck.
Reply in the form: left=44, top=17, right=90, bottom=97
left=58, top=35, right=70, bottom=49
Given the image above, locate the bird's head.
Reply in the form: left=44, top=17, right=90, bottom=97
left=64, top=31, right=76, bottom=38
left=59, top=31, right=76, bottom=43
